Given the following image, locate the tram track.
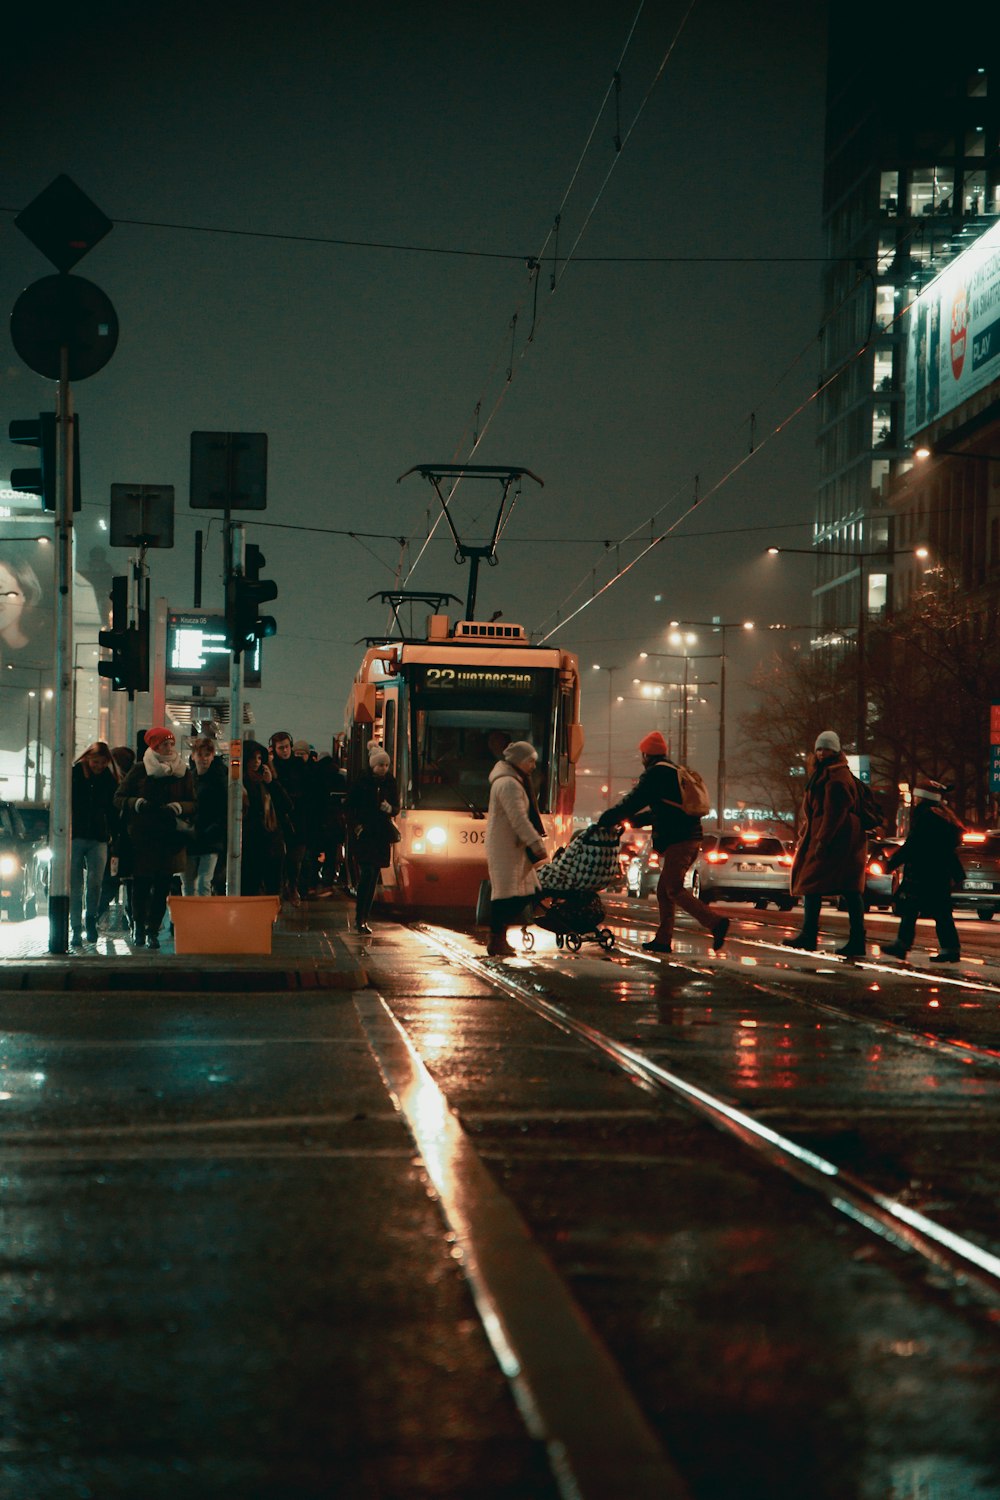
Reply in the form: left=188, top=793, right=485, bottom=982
left=606, top=897, right=1000, bottom=1071
left=611, top=932, right=1000, bottom=1071
left=412, top=921, right=1000, bottom=1316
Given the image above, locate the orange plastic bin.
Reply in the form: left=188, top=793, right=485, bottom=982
left=168, top=895, right=281, bottom=955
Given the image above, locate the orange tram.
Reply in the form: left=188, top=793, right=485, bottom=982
left=345, top=610, right=583, bottom=914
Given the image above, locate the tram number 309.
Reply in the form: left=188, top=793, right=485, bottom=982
left=460, top=830, right=486, bottom=844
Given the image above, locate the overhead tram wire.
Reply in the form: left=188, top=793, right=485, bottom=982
left=0, top=204, right=867, bottom=267
left=533, top=282, right=906, bottom=645
left=398, top=0, right=700, bottom=596
left=396, top=0, right=653, bottom=590
left=531, top=234, right=909, bottom=644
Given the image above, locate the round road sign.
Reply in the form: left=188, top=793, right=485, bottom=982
left=10, top=274, right=119, bottom=380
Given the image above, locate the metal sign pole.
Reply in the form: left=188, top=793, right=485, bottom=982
left=225, top=520, right=245, bottom=894
left=48, top=351, right=74, bottom=953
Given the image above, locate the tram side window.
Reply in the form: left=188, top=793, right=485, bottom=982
left=382, top=699, right=396, bottom=767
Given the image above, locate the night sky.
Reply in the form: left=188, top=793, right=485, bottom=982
left=2, top=0, right=826, bottom=808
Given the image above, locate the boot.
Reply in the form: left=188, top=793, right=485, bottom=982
left=487, top=933, right=517, bottom=958
left=783, top=934, right=818, bottom=950
left=881, top=942, right=909, bottom=959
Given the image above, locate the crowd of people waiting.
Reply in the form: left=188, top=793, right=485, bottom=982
left=69, top=726, right=350, bottom=950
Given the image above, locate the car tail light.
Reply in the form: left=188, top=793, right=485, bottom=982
left=648, top=853, right=660, bottom=869
left=706, top=850, right=728, bottom=864
left=868, top=860, right=884, bottom=876
left=963, top=832, right=987, bottom=844
left=779, top=854, right=794, bottom=867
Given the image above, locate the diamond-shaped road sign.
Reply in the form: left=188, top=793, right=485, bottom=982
left=15, top=175, right=113, bottom=273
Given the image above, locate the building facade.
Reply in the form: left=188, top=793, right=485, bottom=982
left=816, top=22, right=1000, bottom=689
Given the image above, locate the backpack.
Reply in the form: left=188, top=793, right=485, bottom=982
left=664, top=761, right=712, bottom=819
left=853, top=775, right=883, bottom=832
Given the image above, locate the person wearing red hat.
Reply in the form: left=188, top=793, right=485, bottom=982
left=115, top=728, right=195, bottom=948
left=597, top=733, right=728, bottom=955
left=881, top=778, right=965, bottom=963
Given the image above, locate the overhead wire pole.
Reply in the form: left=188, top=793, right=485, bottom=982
left=48, top=349, right=74, bottom=954
left=226, top=518, right=246, bottom=896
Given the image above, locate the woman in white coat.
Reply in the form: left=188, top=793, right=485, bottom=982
left=484, top=740, right=547, bottom=957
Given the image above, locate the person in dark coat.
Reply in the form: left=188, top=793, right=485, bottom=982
left=182, top=736, right=228, bottom=896
left=241, top=741, right=290, bottom=896
left=70, top=741, right=120, bottom=946
left=345, top=744, right=400, bottom=934
left=786, top=729, right=868, bottom=956
left=98, top=745, right=136, bottom=928
left=115, top=727, right=195, bottom=949
left=882, top=778, right=965, bottom=963
left=598, top=730, right=729, bottom=955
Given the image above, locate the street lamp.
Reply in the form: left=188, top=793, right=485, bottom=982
left=637, top=646, right=720, bottom=768
left=667, top=619, right=754, bottom=831
left=591, top=663, right=628, bottom=804
left=766, top=545, right=925, bottom=756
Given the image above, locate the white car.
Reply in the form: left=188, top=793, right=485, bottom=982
left=688, top=832, right=796, bottom=910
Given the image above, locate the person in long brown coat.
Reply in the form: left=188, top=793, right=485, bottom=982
left=785, top=729, right=868, bottom=957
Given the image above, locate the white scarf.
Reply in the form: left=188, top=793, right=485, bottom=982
left=143, top=746, right=185, bottom=778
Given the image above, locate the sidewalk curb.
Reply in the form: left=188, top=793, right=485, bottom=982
left=0, top=960, right=369, bottom=993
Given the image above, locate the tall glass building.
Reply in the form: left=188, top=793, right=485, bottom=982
left=816, top=22, right=1000, bottom=674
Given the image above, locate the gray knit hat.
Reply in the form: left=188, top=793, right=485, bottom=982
left=368, top=747, right=390, bottom=769
left=814, top=730, right=841, bottom=754
left=503, top=740, right=537, bottom=768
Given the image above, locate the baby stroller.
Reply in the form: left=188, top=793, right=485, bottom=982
left=522, top=825, right=621, bottom=952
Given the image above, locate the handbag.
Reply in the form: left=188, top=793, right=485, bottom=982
left=387, top=820, right=401, bottom=844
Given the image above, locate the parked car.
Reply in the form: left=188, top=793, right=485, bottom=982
left=864, top=837, right=902, bottom=912
left=625, top=845, right=661, bottom=899
left=688, top=832, right=796, bottom=910
left=14, top=804, right=51, bottom=904
left=0, top=800, right=43, bottom=921
left=954, top=830, right=1000, bottom=920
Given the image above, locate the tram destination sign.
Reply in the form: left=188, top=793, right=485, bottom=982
left=418, top=665, right=539, bottom=692
left=167, top=611, right=261, bottom=687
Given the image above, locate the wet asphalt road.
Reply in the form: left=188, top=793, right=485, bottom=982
left=2, top=896, right=1000, bottom=1499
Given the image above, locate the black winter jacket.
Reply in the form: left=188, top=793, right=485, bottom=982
left=192, top=757, right=229, bottom=855
left=70, top=763, right=119, bottom=843
left=598, top=758, right=701, bottom=851
left=347, top=771, right=400, bottom=868
left=886, top=801, right=964, bottom=908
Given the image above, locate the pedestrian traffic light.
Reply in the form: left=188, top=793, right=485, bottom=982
left=98, top=577, right=148, bottom=694
left=225, top=543, right=278, bottom=657
left=8, top=411, right=81, bottom=510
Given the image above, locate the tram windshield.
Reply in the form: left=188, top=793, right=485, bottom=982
left=407, top=666, right=554, bottom=813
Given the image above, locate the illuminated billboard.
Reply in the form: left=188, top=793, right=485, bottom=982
left=166, top=611, right=261, bottom=688
left=905, top=218, right=1000, bottom=438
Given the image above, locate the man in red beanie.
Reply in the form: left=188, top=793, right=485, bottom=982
left=598, top=733, right=728, bottom=955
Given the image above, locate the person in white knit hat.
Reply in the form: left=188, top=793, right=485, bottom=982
left=346, top=743, right=399, bottom=935
left=483, top=741, right=548, bottom=957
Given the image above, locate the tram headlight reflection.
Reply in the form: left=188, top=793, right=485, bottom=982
left=426, top=826, right=448, bottom=848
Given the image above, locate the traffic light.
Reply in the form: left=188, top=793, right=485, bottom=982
left=225, top=543, right=278, bottom=657
left=98, top=576, right=130, bottom=691
left=8, top=411, right=81, bottom=510
left=98, top=577, right=149, bottom=694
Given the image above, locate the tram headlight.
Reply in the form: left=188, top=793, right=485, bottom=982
left=426, top=826, right=448, bottom=848
left=0, top=855, right=19, bottom=878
